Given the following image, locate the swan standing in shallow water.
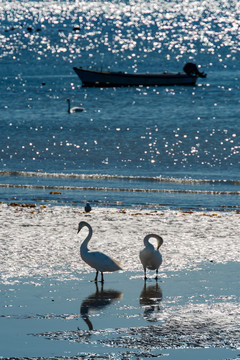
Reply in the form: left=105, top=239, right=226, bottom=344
left=77, top=221, right=122, bottom=283
left=139, top=234, right=163, bottom=280
left=67, top=98, right=84, bottom=113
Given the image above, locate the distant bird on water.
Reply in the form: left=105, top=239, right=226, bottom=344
left=77, top=221, right=122, bottom=283
left=85, top=203, right=91, bottom=213
left=139, top=234, right=163, bottom=280
left=67, top=98, right=84, bottom=113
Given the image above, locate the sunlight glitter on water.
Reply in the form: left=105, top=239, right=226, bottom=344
left=1, top=1, right=240, bottom=358
left=1, top=0, right=240, bottom=68
left=2, top=1, right=240, bottom=178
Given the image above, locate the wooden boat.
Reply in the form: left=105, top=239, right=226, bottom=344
left=73, top=63, right=206, bottom=87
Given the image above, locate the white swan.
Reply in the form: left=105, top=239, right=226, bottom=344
left=67, top=98, right=84, bottom=113
left=139, top=234, right=163, bottom=280
left=77, top=221, right=122, bottom=282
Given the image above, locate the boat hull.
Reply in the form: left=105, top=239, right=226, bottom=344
left=73, top=67, right=197, bottom=87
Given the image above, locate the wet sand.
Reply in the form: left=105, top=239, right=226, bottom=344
left=0, top=204, right=240, bottom=359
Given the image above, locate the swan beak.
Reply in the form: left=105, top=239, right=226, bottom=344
left=157, top=237, right=163, bottom=250
left=77, top=224, right=81, bottom=233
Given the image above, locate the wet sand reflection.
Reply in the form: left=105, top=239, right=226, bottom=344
left=80, top=282, right=122, bottom=330
left=139, top=282, right=163, bottom=322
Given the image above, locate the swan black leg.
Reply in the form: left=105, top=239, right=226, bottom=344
left=100, top=272, right=104, bottom=283
left=155, top=269, right=158, bottom=280
left=93, top=271, right=98, bottom=282
left=144, top=268, right=147, bottom=280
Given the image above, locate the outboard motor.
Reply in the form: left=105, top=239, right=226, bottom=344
left=183, top=63, right=206, bottom=78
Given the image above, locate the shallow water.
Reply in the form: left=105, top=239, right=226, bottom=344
left=1, top=172, right=240, bottom=211
left=1, top=264, right=240, bottom=359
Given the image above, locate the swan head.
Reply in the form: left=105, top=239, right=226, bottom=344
left=157, top=236, right=163, bottom=250
left=144, top=234, right=163, bottom=250
left=78, top=221, right=88, bottom=233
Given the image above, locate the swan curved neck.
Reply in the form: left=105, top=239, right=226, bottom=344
left=80, top=222, right=93, bottom=254
left=143, top=234, right=154, bottom=248
left=144, top=234, right=163, bottom=249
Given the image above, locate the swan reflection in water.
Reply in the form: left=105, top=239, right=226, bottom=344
left=80, top=283, right=122, bottom=330
left=139, top=282, right=163, bottom=322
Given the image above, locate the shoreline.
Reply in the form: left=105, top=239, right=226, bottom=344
left=0, top=204, right=239, bottom=359
left=1, top=203, right=240, bottom=280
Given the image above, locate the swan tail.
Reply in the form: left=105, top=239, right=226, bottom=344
left=112, top=258, right=123, bottom=271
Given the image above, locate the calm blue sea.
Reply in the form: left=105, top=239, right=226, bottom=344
left=1, top=0, right=240, bottom=211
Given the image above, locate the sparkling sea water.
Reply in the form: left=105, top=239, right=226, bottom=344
left=1, top=4, right=240, bottom=359
left=1, top=0, right=240, bottom=211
